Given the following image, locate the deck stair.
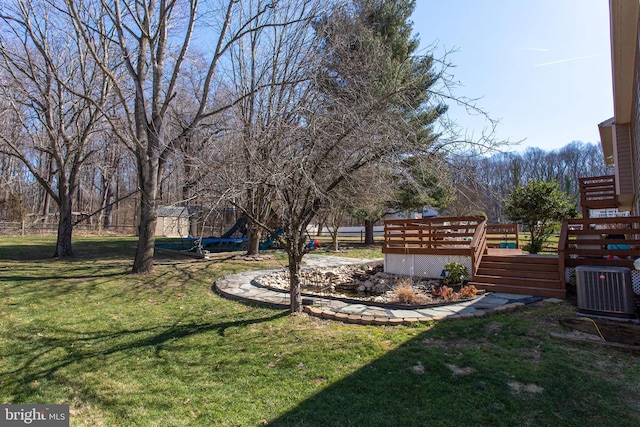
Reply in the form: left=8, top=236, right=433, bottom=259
left=469, top=254, right=565, bottom=299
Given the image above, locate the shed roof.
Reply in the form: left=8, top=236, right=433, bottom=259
left=157, top=206, right=189, bottom=218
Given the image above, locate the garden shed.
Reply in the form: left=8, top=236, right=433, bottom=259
left=156, top=206, right=191, bottom=238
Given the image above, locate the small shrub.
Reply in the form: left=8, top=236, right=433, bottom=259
left=392, top=278, right=427, bottom=305
left=442, top=262, right=469, bottom=286
left=433, top=285, right=454, bottom=300
left=524, top=240, right=544, bottom=254
left=459, top=284, right=478, bottom=298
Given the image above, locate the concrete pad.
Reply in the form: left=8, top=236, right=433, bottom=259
left=426, top=307, right=458, bottom=314
left=362, top=309, right=390, bottom=318
left=472, top=296, right=510, bottom=306
left=341, top=304, right=368, bottom=315
left=489, top=292, right=533, bottom=300
left=390, top=309, right=423, bottom=318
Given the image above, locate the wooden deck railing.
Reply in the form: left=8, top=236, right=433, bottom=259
left=471, top=220, right=488, bottom=278
left=383, top=216, right=488, bottom=277
left=579, top=175, right=617, bottom=217
left=558, top=216, right=640, bottom=271
left=486, top=223, right=519, bottom=249
left=383, top=216, right=485, bottom=252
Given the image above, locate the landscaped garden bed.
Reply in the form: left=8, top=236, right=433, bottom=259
left=253, top=261, right=481, bottom=309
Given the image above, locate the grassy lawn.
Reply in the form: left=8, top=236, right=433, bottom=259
left=0, top=236, right=639, bottom=426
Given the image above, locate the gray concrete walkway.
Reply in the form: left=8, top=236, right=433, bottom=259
left=214, top=254, right=540, bottom=325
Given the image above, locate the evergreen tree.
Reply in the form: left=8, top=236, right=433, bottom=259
left=314, top=0, right=448, bottom=243
left=504, top=180, right=577, bottom=254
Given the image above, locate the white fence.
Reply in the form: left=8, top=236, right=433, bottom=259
left=313, top=225, right=385, bottom=240
left=0, top=221, right=136, bottom=236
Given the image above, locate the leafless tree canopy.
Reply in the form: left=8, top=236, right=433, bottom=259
left=0, top=0, right=611, bottom=314
left=0, top=0, right=112, bottom=257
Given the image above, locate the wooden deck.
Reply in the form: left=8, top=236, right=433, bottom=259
left=383, top=215, right=640, bottom=299
left=383, top=217, right=563, bottom=297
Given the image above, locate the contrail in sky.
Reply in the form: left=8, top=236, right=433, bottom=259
left=524, top=47, right=551, bottom=52
left=534, top=54, right=599, bottom=67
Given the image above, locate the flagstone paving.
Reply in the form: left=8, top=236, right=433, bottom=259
left=213, top=254, right=542, bottom=325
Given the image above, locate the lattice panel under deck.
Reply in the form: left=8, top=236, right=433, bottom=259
left=385, top=254, right=471, bottom=279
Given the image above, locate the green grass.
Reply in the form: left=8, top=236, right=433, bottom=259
left=314, top=244, right=384, bottom=260
left=1, top=236, right=639, bottom=426
left=517, top=233, right=560, bottom=254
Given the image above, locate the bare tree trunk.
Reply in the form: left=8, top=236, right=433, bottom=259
left=103, top=185, right=113, bottom=228
left=133, top=208, right=157, bottom=272
left=54, top=189, right=74, bottom=258
left=364, top=219, right=375, bottom=245
left=42, top=156, right=55, bottom=225
left=132, top=159, right=158, bottom=273
left=287, top=238, right=305, bottom=313
left=247, top=220, right=261, bottom=255
left=41, top=190, right=51, bottom=225
left=331, top=227, right=340, bottom=252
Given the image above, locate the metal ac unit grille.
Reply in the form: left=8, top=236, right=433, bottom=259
left=575, top=266, right=635, bottom=317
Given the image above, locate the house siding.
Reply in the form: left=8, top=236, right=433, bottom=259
left=615, top=123, right=634, bottom=196
left=634, top=14, right=640, bottom=215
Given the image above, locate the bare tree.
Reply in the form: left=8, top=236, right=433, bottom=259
left=66, top=0, right=318, bottom=273
left=220, top=0, right=322, bottom=254
left=0, top=0, right=111, bottom=256
left=210, top=0, right=455, bottom=312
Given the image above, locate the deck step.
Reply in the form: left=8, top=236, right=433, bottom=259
left=478, top=260, right=558, bottom=273
left=480, top=254, right=559, bottom=264
left=472, top=274, right=561, bottom=289
left=476, top=268, right=559, bottom=280
left=468, top=282, right=566, bottom=299
left=472, top=254, right=564, bottom=298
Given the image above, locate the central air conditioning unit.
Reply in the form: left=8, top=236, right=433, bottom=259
left=575, top=266, right=635, bottom=318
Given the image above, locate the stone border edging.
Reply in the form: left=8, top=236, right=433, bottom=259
left=303, top=302, right=527, bottom=326
left=213, top=273, right=291, bottom=309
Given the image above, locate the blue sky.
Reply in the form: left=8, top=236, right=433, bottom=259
left=411, top=0, right=613, bottom=152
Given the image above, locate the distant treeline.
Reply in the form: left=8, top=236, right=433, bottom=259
left=441, top=141, right=612, bottom=222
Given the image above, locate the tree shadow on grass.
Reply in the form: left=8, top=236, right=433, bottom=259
left=0, top=263, right=133, bottom=305
left=0, top=255, right=219, bottom=302
left=268, top=317, right=640, bottom=427
left=0, top=312, right=288, bottom=403
left=0, top=237, right=138, bottom=261
left=0, top=265, right=128, bottom=284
